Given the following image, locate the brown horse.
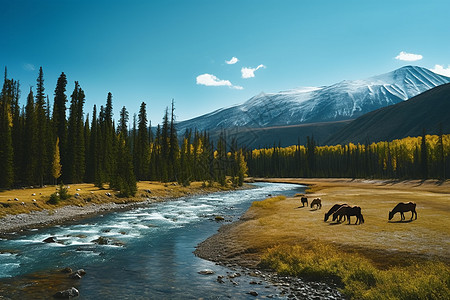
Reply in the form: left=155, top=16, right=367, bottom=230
left=333, top=205, right=364, bottom=225
left=300, top=197, right=308, bottom=207
left=389, top=202, right=417, bottom=221
left=310, top=198, right=322, bottom=209
left=324, top=203, right=347, bottom=222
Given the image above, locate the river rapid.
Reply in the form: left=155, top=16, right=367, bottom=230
left=0, top=182, right=341, bottom=299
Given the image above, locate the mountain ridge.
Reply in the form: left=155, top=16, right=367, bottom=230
left=177, top=66, right=450, bottom=135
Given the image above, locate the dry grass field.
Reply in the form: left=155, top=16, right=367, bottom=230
left=199, top=178, right=450, bottom=299
left=0, top=181, right=227, bottom=218
left=246, top=178, right=450, bottom=263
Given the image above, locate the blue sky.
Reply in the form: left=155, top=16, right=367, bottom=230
left=1, top=0, right=449, bottom=124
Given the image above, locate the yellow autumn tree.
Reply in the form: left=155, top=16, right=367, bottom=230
left=52, top=137, right=62, bottom=185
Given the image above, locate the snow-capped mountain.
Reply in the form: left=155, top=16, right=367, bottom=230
left=177, top=66, right=450, bottom=133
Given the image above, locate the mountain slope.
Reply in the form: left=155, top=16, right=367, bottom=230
left=326, top=83, right=450, bottom=145
left=178, top=66, right=450, bottom=134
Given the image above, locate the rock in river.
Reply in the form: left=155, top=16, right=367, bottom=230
left=198, top=269, right=215, bottom=275
left=53, top=287, right=79, bottom=298
left=43, top=236, right=57, bottom=243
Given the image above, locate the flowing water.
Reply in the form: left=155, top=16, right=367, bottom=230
left=0, top=182, right=334, bottom=299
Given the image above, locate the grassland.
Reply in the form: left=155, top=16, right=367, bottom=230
left=196, top=178, right=450, bottom=299
left=0, top=181, right=231, bottom=219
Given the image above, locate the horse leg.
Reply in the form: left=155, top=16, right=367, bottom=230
left=401, top=212, right=405, bottom=220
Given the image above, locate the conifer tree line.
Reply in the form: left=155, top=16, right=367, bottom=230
left=247, top=133, right=450, bottom=180
left=0, top=68, right=248, bottom=194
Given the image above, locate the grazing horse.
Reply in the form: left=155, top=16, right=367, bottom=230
left=310, top=198, right=322, bottom=209
left=333, top=205, right=364, bottom=225
left=324, top=203, right=347, bottom=222
left=389, top=202, right=417, bottom=221
left=300, top=197, right=308, bottom=207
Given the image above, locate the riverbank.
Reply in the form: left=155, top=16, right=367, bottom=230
left=195, top=178, right=450, bottom=298
left=0, top=181, right=236, bottom=236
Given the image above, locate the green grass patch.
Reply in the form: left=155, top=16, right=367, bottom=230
left=259, top=242, right=450, bottom=299
left=251, top=195, right=286, bottom=209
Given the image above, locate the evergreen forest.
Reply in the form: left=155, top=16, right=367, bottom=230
left=0, top=68, right=248, bottom=195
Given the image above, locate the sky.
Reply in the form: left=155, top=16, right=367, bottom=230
left=1, top=0, right=450, bottom=125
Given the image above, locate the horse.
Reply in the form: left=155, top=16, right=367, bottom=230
left=333, top=205, right=364, bottom=225
left=324, top=203, right=347, bottom=222
left=389, top=202, right=417, bottom=221
left=310, top=198, right=322, bottom=209
left=300, top=197, right=308, bottom=207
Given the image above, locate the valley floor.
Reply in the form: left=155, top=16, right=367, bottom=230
left=195, top=178, right=450, bottom=268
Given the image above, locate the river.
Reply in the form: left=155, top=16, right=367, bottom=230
left=0, top=182, right=340, bottom=299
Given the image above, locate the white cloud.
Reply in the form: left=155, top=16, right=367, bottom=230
left=241, top=64, right=266, bottom=78
left=395, top=51, right=423, bottom=62
left=196, top=73, right=243, bottom=89
left=23, top=63, right=35, bottom=71
left=225, top=56, right=239, bottom=65
left=431, top=64, right=450, bottom=77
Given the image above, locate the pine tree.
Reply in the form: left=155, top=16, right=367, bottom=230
left=134, top=102, right=150, bottom=180
left=111, top=134, right=137, bottom=197
left=66, top=82, right=86, bottom=183
left=0, top=70, right=14, bottom=189
left=169, top=100, right=179, bottom=181
left=102, top=92, right=115, bottom=181
left=35, top=67, right=49, bottom=186
left=86, top=105, right=98, bottom=183
left=118, top=106, right=129, bottom=139
left=160, top=108, right=170, bottom=182
left=53, top=72, right=68, bottom=178
left=23, top=88, right=38, bottom=185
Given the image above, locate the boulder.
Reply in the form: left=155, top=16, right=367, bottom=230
left=53, top=287, right=79, bottom=298
left=43, top=237, right=57, bottom=243
left=198, top=269, right=215, bottom=275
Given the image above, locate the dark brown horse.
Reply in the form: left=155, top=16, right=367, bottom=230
left=389, top=202, right=417, bottom=221
left=310, top=198, right=322, bottom=209
left=300, top=197, right=308, bottom=207
left=333, top=205, right=364, bottom=225
left=324, top=203, right=347, bottom=222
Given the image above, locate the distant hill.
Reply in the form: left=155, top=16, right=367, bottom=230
left=326, top=83, right=450, bottom=145
left=208, top=120, right=351, bottom=149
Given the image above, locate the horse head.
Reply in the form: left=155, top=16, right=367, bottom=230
left=388, top=210, right=394, bottom=220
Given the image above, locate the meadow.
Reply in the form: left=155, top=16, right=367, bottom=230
left=223, top=178, right=450, bottom=299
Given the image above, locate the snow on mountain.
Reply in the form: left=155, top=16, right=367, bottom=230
left=177, top=66, right=450, bottom=133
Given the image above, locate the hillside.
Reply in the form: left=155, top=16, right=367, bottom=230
left=327, top=83, right=450, bottom=145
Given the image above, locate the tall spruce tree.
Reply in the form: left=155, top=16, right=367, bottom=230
left=134, top=102, right=150, bottom=180
left=53, top=72, right=68, bottom=179
left=102, top=92, right=115, bottom=182
left=118, top=106, right=129, bottom=139
left=67, top=82, right=86, bottom=183
left=35, top=67, right=49, bottom=186
left=24, top=88, right=37, bottom=185
left=0, top=71, right=14, bottom=189
left=169, top=100, right=179, bottom=181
